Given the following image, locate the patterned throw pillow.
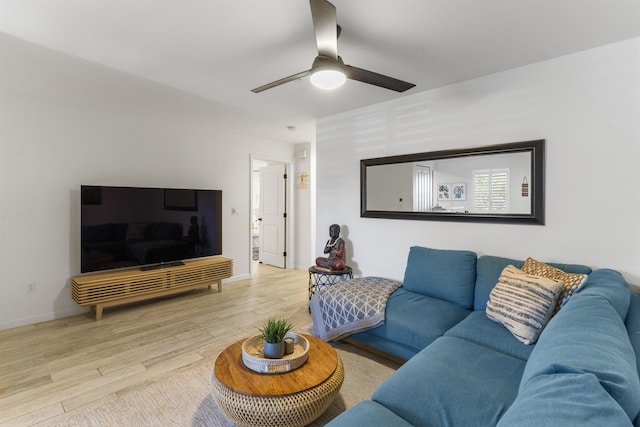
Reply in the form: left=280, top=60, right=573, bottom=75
left=486, top=265, right=564, bottom=345
left=521, top=257, right=588, bottom=313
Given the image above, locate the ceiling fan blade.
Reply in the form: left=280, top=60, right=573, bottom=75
left=309, top=0, right=338, bottom=59
left=251, top=69, right=312, bottom=93
left=344, top=65, right=416, bottom=92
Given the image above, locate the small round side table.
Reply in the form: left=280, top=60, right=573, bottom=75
left=308, top=266, right=353, bottom=301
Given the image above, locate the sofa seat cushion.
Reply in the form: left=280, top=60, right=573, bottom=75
left=365, top=288, right=470, bottom=352
left=497, top=372, right=633, bottom=427
left=372, top=336, right=525, bottom=427
left=325, top=400, right=414, bottom=427
left=444, top=311, right=535, bottom=360
left=403, top=246, right=477, bottom=309
left=522, top=291, right=640, bottom=421
left=474, top=255, right=591, bottom=310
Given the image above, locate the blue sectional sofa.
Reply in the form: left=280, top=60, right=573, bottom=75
left=327, top=246, right=640, bottom=427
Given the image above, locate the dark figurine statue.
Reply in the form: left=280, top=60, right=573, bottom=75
left=315, top=224, right=346, bottom=270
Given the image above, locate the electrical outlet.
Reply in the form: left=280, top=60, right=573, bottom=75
left=26, top=282, right=36, bottom=293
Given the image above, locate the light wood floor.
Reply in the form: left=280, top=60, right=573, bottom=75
left=0, top=264, right=316, bottom=426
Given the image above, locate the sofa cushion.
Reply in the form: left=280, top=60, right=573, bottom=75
left=364, top=288, right=471, bottom=353
left=402, top=246, right=477, bottom=309
left=497, top=372, right=634, bottom=427
left=627, top=293, right=640, bottom=376
left=474, top=255, right=592, bottom=310
left=372, top=336, right=526, bottom=427
left=475, top=255, right=524, bottom=310
left=325, top=400, right=414, bottom=427
left=445, top=310, right=535, bottom=360
left=521, top=291, right=640, bottom=421
left=486, top=265, right=564, bottom=345
left=521, top=257, right=588, bottom=313
left=576, top=268, right=630, bottom=320
left=627, top=293, right=640, bottom=427
left=125, top=222, right=147, bottom=240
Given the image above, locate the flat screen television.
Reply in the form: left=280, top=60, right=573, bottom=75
left=80, top=185, right=222, bottom=273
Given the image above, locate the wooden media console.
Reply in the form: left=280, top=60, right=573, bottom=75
left=72, top=256, right=233, bottom=320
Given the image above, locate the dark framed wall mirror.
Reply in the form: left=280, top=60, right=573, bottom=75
left=360, top=139, right=545, bottom=224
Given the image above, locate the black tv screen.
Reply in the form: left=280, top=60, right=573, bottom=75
left=80, top=185, right=222, bottom=273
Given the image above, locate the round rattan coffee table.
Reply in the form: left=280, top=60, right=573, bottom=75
left=211, top=334, right=344, bottom=427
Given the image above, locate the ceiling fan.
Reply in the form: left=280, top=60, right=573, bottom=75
left=251, top=0, right=416, bottom=93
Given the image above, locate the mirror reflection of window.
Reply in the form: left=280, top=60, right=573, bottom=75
left=473, top=168, right=510, bottom=212
left=413, top=165, right=432, bottom=212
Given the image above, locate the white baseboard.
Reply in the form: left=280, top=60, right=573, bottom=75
left=224, top=273, right=250, bottom=283
left=0, top=306, right=87, bottom=331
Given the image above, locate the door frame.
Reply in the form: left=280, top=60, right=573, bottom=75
left=250, top=154, right=294, bottom=276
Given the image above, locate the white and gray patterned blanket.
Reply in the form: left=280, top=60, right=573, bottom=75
left=310, top=277, right=402, bottom=342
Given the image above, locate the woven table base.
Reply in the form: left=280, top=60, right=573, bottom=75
left=211, top=356, right=344, bottom=427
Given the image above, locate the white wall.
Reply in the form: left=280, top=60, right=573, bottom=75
left=367, top=163, right=414, bottom=211
left=294, top=142, right=314, bottom=269
left=0, top=34, right=297, bottom=329
left=316, top=38, right=640, bottom=287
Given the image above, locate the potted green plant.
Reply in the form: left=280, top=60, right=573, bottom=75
left=258, top=317, right=293, bottom=359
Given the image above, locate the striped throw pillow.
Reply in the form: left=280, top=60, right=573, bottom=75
left=486, top=265, right=564, bottom=345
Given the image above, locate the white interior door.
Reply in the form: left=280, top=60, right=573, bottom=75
left=259, top=164, right=286, bottom=268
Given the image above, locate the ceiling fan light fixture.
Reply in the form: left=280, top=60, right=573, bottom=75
left=310, top=55, right=346, bottom=90
left=311, top=68, right=346, bottom=90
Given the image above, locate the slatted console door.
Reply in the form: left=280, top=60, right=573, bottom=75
left=72, top=256, right=233, bottom=320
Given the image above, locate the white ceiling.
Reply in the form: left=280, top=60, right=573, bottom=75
left=1, top=0, right=639, bottom=144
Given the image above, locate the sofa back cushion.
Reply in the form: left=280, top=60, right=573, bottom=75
left=475, top=256, right=524, bottom=310
left=497, top=372, right=634, bottom=427
left=402, top=246, right=477, bottom=309
left=474, top=255, right=592, bottom=310
left=576, top=268, right=630, bottom=320
left=125, top=222, right=147, bottom=241
left=521, top=277, right=640, bottom=421
left=626, top=293, right=640, bottom=376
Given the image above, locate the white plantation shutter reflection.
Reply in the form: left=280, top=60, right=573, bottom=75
left=474, top=168, right=509, bottom=212
left=413, top=165, right=431, bottom=212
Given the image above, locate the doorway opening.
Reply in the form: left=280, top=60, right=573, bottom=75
left=251, top=158, right=288, bottom=274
